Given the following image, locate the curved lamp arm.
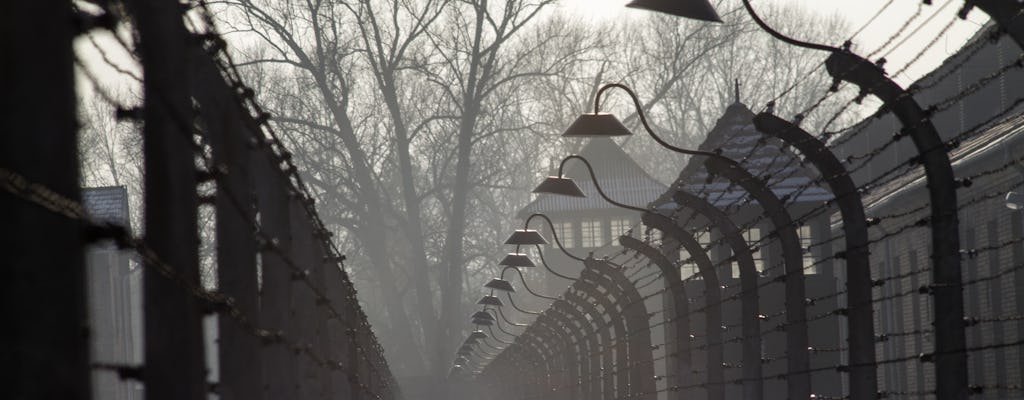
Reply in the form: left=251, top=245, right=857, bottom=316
left=739, top=0, right=839, bottom=53
left=501, top=266, right=559, bottom=301
left=486, top=325, right=515, bottom=345
left=533, top=244, right=577, bottom=281
left=478, top=338, right=504, bottom=354
left=505, top=292, right=543, bottom=315
left=523, top=213, right=584, bottom=262
left=556, top=155, right=649, bottom=213
left=595, top=83, right=721, bottom=157
left=473, top=345, right=501, bottom=358
left=486, top=310, right=523, bottom=338
left=496, top=306, right=530, bottom=327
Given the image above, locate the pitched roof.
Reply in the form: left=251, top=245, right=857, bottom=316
left=83, top=186, right=131, bottom=230
left=517, top=138, right=667, bottom=218
left=651, top=102, right=832, bottom=209
left=862, top=112, right=1024, bottom=211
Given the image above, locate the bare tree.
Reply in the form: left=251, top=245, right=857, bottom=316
left=219, top=0, right=430, bottom=372
left=545, top=0, right=856, bottom=183
left=209, top=0, right=857, bottom=381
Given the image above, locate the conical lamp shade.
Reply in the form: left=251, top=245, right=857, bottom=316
left=468, top=330, right=488, bottom=340
left=505, top=229, right=548, bottom=245
left=626, top=0, right=722, bottom=22
left=472, top=318, right=494, bottom=326
left=533, top=176, right=586, bottom=197
left=562, top=113, right=632, bottom=137
left=484, top=278, right=516, bottom=293
left=478, top=294, right=504, bottom=307
left=499, top=253, right=535, bottom=268
left=454, top=357, right=468, bottom=366
left=472, top=311, right=495, bottom=321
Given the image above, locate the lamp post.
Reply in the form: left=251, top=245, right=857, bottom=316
left=618, top=235, right=696, bottom=398
left=633, top=2, right=1006, bottom=398
left=480, top=283, right=526, bottom=338
left=484, top=212, right=659, bottom=399
left=536, top=153, right=730, bottom=400
left=501, top=223, right=615, bottom=398
left=522, top=237, right=619, bottom=400
left=479, top=242, right=587, bottom=396
left=507, top=215, right=648, bottom=398
left=553, top=299, right=598, bottom=399
left=562, top=82, right=812, bottom=399
left=502, top=223, right=641, bottom=399
left=640, top=218, right=727, bottom=398
left=753, top=114, right=879, bottom=400
left=670, top=190, right=763, bottom=400
left=582, top=257, right=657, bottom=400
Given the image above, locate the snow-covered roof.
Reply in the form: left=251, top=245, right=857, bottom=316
left=83, top=186, right=131, bottom=230
left=518, top=138, right=667, bottom=218
left=862, top=112, right=1024, bottom=212
left=651, top=102, right=832, bottom=210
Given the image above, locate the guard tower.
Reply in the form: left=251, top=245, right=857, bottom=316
left=517, top=137, right=666, bottom=294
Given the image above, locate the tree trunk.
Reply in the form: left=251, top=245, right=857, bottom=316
left=311, top=69, right=425, bottom=373
left=379, top=77, right=439, bottom=372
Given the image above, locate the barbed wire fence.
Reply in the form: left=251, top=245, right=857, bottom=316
left=3, top=1, right=401, bottom=400
left=467, top=3, right=1024, bottom=400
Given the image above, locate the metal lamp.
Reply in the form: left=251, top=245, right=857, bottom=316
left=499, top=252, right=535, bottom=268
left=561, top=112, right=633, bottom=138
left=625, top=0, right=722, bottom=22
left=478, top=294, right=504, bottom=307
left=533, top=176, right=586, bottom=197
left=472, top=318, right=494, bottom=326
left=505, top=229, right=548, bottom=245
left=472, top=311, right=496, bottom=322
left=484, top=278, right=516, bottom=293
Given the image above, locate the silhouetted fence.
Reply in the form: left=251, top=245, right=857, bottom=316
left=465, top=5, right=1024, bottom=400
left=2, top=2, right=400, bottom=400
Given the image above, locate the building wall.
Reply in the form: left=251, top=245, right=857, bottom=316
left=87, top=247, right=142, bottom=400
left=822, top=24, right=1024, bottom=399
left=834, top=32, right=1023, bottom=189
left=857, top=150, right=1024, bottom=398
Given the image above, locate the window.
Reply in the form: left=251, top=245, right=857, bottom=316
left=580, top=219, right=604, bottom=248
left=641, top=223, right=663, bottom=243
left=798, top=225, right=814, bottom=272
left=552, top=222, right=574, bottom=248
left=610, top=218, right=632, bottom=238
left=678, top=248, right=698, bottom=280
left=744, top=228, right=764, bottom=273
left=679, top=230, right=711, bottom=280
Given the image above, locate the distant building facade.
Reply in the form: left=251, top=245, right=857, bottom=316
left=84, top=186, right=142, bottom=400
left=507, top=23, right=1023, bottom=399
left=831, top=25, right=1024, bottom=399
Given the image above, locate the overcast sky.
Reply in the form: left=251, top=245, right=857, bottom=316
left=555, top=0, right=990, bottom=86
left=76, top=1, right=991, bottom=98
